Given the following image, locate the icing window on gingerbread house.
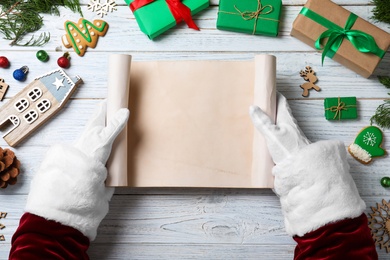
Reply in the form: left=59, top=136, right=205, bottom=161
left=27, top=87, right=42, bottom=102
left=23, top=110, right=39, bottom=124
left=36, top=99, right=51, bottom=113
left=14, top=98, right=30, bottom=112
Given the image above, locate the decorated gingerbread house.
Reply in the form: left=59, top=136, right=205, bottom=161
left=0, top=69, right=82, bottom=147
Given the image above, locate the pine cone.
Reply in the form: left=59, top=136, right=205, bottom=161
left=0, top=147, right=21, bottom=189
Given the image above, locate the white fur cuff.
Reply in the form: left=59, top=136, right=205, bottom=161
left=273, top=140, right=366, bottom=237
left=25, top=145, right=114, bottom=240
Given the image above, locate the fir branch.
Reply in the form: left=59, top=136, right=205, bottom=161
left=371, top=0, right=390, bottom=24
left=371, top=76, right=390, bottom=129
left=371, top=100, right=390, bottom=129
left=378, top=76, right=390, bottom=88
left=0, top=0, right=82, bottom=46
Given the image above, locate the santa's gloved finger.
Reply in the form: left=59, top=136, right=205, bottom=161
left=85, top=100, right=108, bottom=130
left=249, top=105, right=275, bottom=130
left=274, top=93, right=296, bottom=124
left=99, top=108, right=129, bottom=146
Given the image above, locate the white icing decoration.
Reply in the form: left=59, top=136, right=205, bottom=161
left=87, top=25, right=91, bottom=29
left=96, top=22, right=101, bottom=26
left=91, top=32, right=95, bottom=36
left=82, top=30, right=86, bottom=34
left=349, top=143, right=371, bottom=163
left=363, top=132, right=376, bottom=146
left=79, top=45, right=83, bottom=49
left=69, top=27, right=73, bottom=30
left=79, top=24, right=83, bottom=28
left=76, top=39, right=80, bottom=43
left=73, top=33, right=77, bottom=37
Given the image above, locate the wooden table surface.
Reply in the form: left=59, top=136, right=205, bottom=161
left=0, top=0, right=389, bottom=259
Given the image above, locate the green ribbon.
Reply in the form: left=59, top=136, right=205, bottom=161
left=300, top=7, right=386, bottom=64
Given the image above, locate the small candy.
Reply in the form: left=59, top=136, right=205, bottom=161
left=13, top=66, right=29, bottom=81
left=36, top=50, right=49, bottom=62
left=380, top=177, right=390, bottom=188
left=0, top=56, right=10, bottom=68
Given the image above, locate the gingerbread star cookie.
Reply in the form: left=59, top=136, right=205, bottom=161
left=62, top=18, right=109, bottom=57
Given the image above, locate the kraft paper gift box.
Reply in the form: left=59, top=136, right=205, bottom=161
left=291, top=0, right=390, bottom=78
left=217, top=0, right=282, bottom=36
left=324, top=97, right=357, bottom=120
left=124, top=0, right=209, bottom=39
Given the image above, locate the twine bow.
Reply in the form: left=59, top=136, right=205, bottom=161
left=299, top=7, right=386, bottom=65
left=234, top=0, right=273, bottom=34
left=325, top=97, right=356, bottom=120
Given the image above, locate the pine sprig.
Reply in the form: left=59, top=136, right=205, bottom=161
left=371, top=76, right=390, bottom=129
left=0, top=1, right=82, bottom=46
left=371, top=0, right=390, bottom=24
left=378, top=76, right=390, bottom=88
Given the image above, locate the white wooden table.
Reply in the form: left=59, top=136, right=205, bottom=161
left=0, top=0, right=389, bottom=259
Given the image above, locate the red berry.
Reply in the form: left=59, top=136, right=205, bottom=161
left=0, top=56, right=10, bottom=68
left=57, top=53, right=70, bottom=68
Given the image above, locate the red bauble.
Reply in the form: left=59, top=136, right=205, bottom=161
left=57, top=53, right=70, bottom=68
left=0, top=56, right=10, bottom=68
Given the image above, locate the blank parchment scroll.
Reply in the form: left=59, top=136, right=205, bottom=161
left=107, top=54, right=276, bottom=188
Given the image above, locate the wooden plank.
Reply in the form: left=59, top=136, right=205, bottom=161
left=97, top=0, right=379, bottom=5
left=0, top=99, right=389, bottom=195
left=0, top=6, right=389, bottom=52
left=0, top=52, right=388, bottom=100
left=1, top=195, right=390, bottom=259
left=0, top=2, right=389, bottom=260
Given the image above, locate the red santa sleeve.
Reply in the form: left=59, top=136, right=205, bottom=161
left=293, top=213, right=377, bottom=260
left=9, top=213, right=90, bottom=260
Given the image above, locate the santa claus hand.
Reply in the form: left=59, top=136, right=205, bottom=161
left=25, top=101, right=129, bottom=241
left=74, top=100, right=129, bottom=164
left=249, top=92, right=310, bottom=164
left=249, top=93, right=365, bottom=237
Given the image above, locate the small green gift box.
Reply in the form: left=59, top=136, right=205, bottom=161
left=217, top=0, right=282, bottom=36
left=124, top=0, right=209, bottom=40
left=324, top=97, right=358, bottom=120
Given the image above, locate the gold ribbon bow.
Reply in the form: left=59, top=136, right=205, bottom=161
left=325, top=97, right=356, bottom=120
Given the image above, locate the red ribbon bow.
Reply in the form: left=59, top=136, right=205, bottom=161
left=130, top=0, right=199, bottom=30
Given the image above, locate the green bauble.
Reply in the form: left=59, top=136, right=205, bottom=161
left=380, top=177, right=390, bottom=188
left=36, top=50, right=49, bottom=62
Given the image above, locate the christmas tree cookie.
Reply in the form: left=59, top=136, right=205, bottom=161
left=348, top=126, right=386, bottom=164
left=62, top=18, right=109, bottom=56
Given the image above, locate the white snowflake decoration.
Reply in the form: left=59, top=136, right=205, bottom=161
left=88, top=0, right=117, bottom=18
left=363, top=131, right=377, bottom=146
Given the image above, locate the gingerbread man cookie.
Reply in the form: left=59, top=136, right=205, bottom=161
left=62, top=18, right=109, bottom=57
left=348, top=126, right=386, bottom=164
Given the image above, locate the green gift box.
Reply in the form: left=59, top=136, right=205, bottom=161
left=217, top=0, right=282, bottom=36
left=124, top=0, right=209, bottom=40
left=324, top=97, right=357, bottom=120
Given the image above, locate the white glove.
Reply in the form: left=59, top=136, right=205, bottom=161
left=249, top=93, right=366, bottom=237
left=25, top=101, right=129, bottom=241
